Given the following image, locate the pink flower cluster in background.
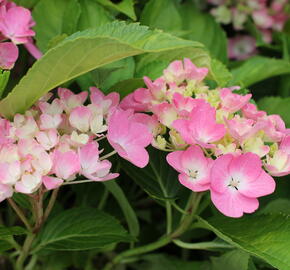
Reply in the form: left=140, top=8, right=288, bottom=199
left=208, top=0, right=289, bottom=60
left=0, top=0, right=41, bottom=70
left=0, top=87, right=152, bottom=202
left=121, top=58, right=290, bottom=218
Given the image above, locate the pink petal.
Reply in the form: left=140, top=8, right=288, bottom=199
left=179, top=173, right=210, bottom=192
left=166, top=151, right=184, bottom=172
left=0, top=42, right=18, bottom=69
left=211, top=189, right=259, bottom=218
left=42, top=176, right=63, bottom=190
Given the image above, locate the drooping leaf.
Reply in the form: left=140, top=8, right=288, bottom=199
left=0, top=21, right=204, bottom=118
left=209, top=58, right=232, bottom=87
left=0, top=70, right=10, bottom=98
left=33, top=0, right=81, bottom=52
left=104, top=180, right=140, bottom=237
left=77, top=0, right=113, bottom=31
left=37, top=207, right=132, bottom=251
left=122, top=147, right=180, bottom=201
left=260, top=199, right=290, bottom=215
left=257, top=96, right=290, bottom=127
left=95, top=0, right=136, bottom=20
left=0, top=225, right=26, bottom=237
left=196, top=214, right=290, bottom=270
left=231, top=56, right=290, bottom=87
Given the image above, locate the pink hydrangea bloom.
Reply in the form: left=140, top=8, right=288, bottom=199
left=210, top=153, right=276, bottom=217
left=79, top=142, right=119, bottom=181
left=58, top=88, right=88, bottom=113
left=228, top=35, right=257, bottom=60
left=107, top=109, right=152, bottom=168
left=0, top=42, right=18, bottom=69
left=0, top=182, right=13, bottom=202
left=167, top=146, right=213, bottom=192
left=242, top=103, right=266, bottom=120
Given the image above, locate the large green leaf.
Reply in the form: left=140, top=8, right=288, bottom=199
left=210, top=250, right=250, bottom=270
left=33, top=0, right=81, bottom=52
left=95, top=0, right=136, bottom=20
left=122, top=147, right=180, bottom=201
left=231, top=56, right=290, bottom=87
left=197, top=214, right=290, bottom=270
left=104, top=180, right=140, bottom=237
left=0, top=21, right=204, bottom=119
left=257, top=96, right=290, bottom=127
left=36, top=207, right=132, bottom=251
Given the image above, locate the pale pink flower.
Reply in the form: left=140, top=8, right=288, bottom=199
left=38, top=98, right=63, bottom=115
left=79, top=142, right=118, bottom=181
left=51, top=150, right=80, bottom=180
left=151, top=103, right=178, bottom=128
left=0, top=161, right=21, bottom=185
left=167, top=146, right=213, bottom=192
left=69, top=106, right=92, bottom=133
left=58, top=88, right=88, bottom=113
left=220, top=88, right=252, bottom=113
left=39, top=114, right=62, bottom=130
left=36, top=129, right=59, bottom=150
left=107, top=109, right=152, bottom=168
left=120, top=88, right=152, bottom=112
left=144, top=76, right=167, bottom=101
left=253, top=9, right=274, bottom=29
left=15, top=172, right=42, bottom=194
left=0, top=118, right=13, bottom=145
left=14, top=114, right=38, bottom=139
left=42, top=176, right=63, bottom=190
left=0, top=6, right=35, bottom=44
left=265, top=150, right=290, bottom=176
left=173, top=106, right=226, bottom=148
left=242, top=103, right=266, bottom=120
left=90, top=87, right=119, bottom=115
left=258, top=115, right=286, bottom=142
left=210, top=153, right=276, bottom=218
left=0, top=183, right=13, bottom=202
left=0, top=42, right=18, bottom=69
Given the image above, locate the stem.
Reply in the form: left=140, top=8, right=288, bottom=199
left=43, top=188, right=59, bottom=222
left=104, top=192, right=203, bottom=270
left=171, top=201, right=189, bottom=215
left=97, top=188, right=109, bottom=210
left=96, top=135, right=107, bottom=142
left=15, top=233, right=35, bottom=270
left=173, top=239, right=233, bottom=250
left=33, top=189, right=44, bottom=233
left=165, top=202, right=172, bottom=234
left=62, top=179, right=95, bottom=185
left=7, top=199, right=32, bottom=232
left=100, top=150, right=117, bottom=161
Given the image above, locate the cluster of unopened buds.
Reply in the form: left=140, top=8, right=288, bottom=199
left=208, top=0, right=290, bottom=60
left=0, top=0, right=41, bottom=70
left=0, top=58, right=289, bottom=218
left=121, top=58, right=290, bottom=218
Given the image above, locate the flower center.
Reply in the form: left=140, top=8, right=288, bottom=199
left=188, top=169, right=199, bottom=180
left=228, top=177, right=240, bottom=190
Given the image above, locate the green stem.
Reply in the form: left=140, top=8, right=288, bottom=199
left=15, top=233, right=35, bottom=270
left=97, top=188, right=109, bottom=210
left=104, top=192, right=203, bottom=270
left=7, top=199, right=32, bottom=232
left=62, top=179, right=95, bottom=185
left=43, top=188, right=59, bottom=222
left=100, top=150, right=117, bottom=161
left=173, top=239, right=233, bottom=250
left=165, top=202, right=172, bottom=234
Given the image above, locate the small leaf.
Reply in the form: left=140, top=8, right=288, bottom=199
left=95, top=0, right=136, bottom=20
left=0, top=70, right=10, bottom=98
left=0, top=225, right=27, bottom=237
left=37, top=207, right=132, bottom=251
left=210, top=59, right=232, bottom=87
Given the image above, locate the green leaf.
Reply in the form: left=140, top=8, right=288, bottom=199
left=13, top=0, right=39, bottom=8
left=33, top=0, right=81, bottom=52
left=37, top=207, right=132, bottom=251
left=210, top=250, right=250, bottom=270
left=0, top=21, right=204, bottom=118
left=77, top=0, right=113, bottom=31
left=108, top=78, right=144, bottom=98
left=104, top=180, right=140, bottom=237
left=210, top=58, right=232, bottom=87
left=231, top=56, right=290, bottom=87
left=141, top=0, right=182, bottom=33
left=0, top=70, right=10, bottom=98
left=0, top=239, right=13, bottom=252
left=257, top=96, right=290, bottom=127
left=196, top=214, right=290, bottom=270
left=135, top=253, right=208, bottom=270
left=95, top=0, right=136, bottom=20
left=122, top=147, right=180, bottom=201
left=261, top=199, right=290, bottom=215
left=0, top=225, right=26, bottom=237
left=77, top=57, right=135, bottom=91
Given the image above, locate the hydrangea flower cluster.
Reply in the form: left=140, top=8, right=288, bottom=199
left=208, top=0, right=289, bottom=59
left=120, top=58, right=290, bottom=218
left=0, top=87, right=153, bottom=202
left=0, top=0, right=41, bottom=70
